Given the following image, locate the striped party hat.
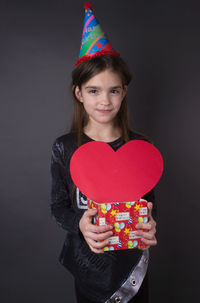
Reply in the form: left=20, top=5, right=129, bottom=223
left=75, top=2, right=120, bottom=66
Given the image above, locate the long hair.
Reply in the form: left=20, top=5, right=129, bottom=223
left=69, top=54, right=134, bottom=203
left=70, top=54, right=134, bottom=145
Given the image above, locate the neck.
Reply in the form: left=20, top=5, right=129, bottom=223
left=84, top=121, right=121, bottom=142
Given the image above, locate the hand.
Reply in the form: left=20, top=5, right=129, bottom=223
left=135, top=202, right=157, bottom=250
left=79, top=208, right=113, bottom=254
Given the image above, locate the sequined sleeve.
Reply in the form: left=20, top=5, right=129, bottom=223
left=50, top=139, right=80, bottom=233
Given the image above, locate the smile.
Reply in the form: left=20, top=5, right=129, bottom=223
left=97, top=109, right=112, bottom=114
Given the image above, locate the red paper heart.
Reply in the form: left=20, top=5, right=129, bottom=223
left=70, top=140, right=163, bottom=202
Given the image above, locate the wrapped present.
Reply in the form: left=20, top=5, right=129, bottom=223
left=70, top=139, right=164, bottom=251
left=88, top=198, right=148, bottom=251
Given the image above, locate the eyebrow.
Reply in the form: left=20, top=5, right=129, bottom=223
left=85, top=85, right=122, bottom=89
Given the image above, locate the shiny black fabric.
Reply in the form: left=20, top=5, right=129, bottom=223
left=50, top=130, right=156, bottom=303
left=75, top=272, right=149, bottom=303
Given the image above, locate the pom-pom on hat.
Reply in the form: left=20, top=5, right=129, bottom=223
left=75, top=2, right=120, bottom=66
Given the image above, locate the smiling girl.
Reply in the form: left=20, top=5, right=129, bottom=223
left=50, top=3, right=157, bottom=303
left=74, top=68, right=127, bottom=143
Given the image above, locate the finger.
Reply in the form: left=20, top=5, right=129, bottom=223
left=84, top=208, right=98, bottom=218
left=86, top=230, right=113, bottom=242
left=135, top=222, right=155, bottom=230
left=88, top=224, right=113, bottom=233
left=141, top=237, right=157, bottom=246
left=95, top=230, right=113, bottom=241
left=87, top=238, right=110, bottom=249
left=135, top=224, right=156, bottom=236
left=88, top=244, right=103, bottom=254
left=147, top=202, right=153, bottom=217
left=139, top=245, right=150, bottom=251
left=135, top=230, right=156, bottom=240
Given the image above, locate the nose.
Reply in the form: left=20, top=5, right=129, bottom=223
left=100, top=92, right=111, bottom=106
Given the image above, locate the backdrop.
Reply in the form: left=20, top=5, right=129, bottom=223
left=1, top=0, right=199, bottom=302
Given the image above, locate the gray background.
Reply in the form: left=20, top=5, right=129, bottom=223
left=1, top=0, right=200, bottom=302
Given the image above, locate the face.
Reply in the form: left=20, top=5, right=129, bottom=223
left=75, top=69, right=128, bottom=127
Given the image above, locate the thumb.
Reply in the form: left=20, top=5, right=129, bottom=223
left=147, top=202, right=153, bottom=217
left=86, top=207, right=98, bottom=217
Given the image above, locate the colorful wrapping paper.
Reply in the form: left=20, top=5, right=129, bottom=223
left=88, top=199, right=148, bottom=251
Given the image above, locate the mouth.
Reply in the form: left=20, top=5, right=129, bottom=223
left=97, top=109, right=112, bottom=114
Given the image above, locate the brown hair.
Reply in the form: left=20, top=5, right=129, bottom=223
left=69, top=54, right=134, bottom=203
left=69, top=54, right=134, bottom=145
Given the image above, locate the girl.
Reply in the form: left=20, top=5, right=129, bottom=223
left=50, top=3, right=157, bottom=303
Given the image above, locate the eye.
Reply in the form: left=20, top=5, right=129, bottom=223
left=111, top=89, right=120, bottom=94
left=89, top=89, right=98, bottom=94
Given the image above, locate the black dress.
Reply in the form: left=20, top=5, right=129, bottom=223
left=50, top=130, right=157, bottom=303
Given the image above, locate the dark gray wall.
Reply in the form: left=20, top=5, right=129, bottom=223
left=1, top=0, right=199, bottom=302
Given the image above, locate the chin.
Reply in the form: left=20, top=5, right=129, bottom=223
left=96, top=117, right=115, bottom=124
left=95, top=113, right=117, bottom=122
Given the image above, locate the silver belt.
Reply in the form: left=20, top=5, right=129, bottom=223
left=105, top=249, right=149, bottom=303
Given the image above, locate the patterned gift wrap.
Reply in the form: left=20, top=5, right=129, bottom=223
left=87, top=199, right=148, bottom=251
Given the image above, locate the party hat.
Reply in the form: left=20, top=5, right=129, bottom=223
left=75, top=2, right=120, bottom=66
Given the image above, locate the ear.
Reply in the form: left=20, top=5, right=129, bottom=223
left=75, top=86, right=83, bottom=103
left=122, top=85, right=128, bottom=99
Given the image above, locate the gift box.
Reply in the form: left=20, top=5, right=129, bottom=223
left=70, top=139, right=164, bottom=251
left=88, top=198, right=148, bottom=251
